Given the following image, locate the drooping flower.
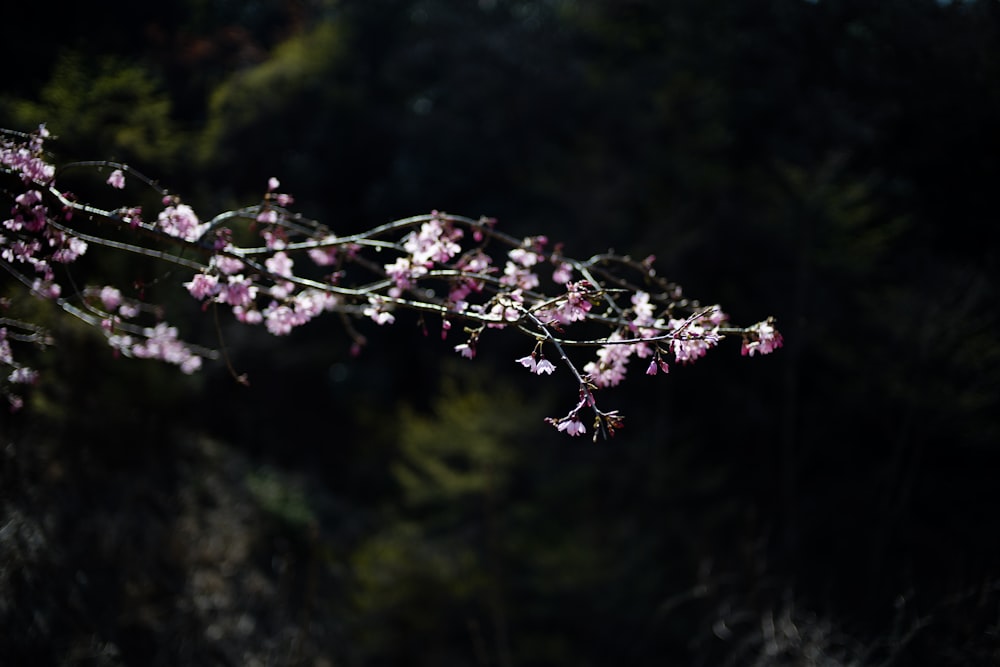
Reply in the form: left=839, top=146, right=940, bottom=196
left=556, top=418, right=586, bottom=436
left=515, top=354, right=537, bottom=372
left=107, top=169, right=125, bottom=189
left=534, top=357, right=556, bottom=375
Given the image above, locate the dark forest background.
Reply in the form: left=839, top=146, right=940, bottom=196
left=2, top=0, right=999, bottom=665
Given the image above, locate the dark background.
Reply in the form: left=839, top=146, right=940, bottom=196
left=2, top=1, right=999, bottom=665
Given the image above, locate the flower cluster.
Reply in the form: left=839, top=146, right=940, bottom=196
left=109, top=322, right=202, bottom=374
left=1, top=125, right=782, bottom=430
left=741, top=317, right=784, bottom=357
left=0, top=324, right=43, bottom=411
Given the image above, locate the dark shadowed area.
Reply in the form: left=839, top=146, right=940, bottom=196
left=2, top=1, right=999, bottom=665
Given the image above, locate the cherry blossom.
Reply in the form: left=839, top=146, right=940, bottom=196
left=107, top=169, right=126, bottom=189
left=157, top=202, right=206, bottom=241
left=557, top=418, right=586, bottom=436
left=742, top=318, right=784, bottom=357
left=0, top=125, right=783, bottom=436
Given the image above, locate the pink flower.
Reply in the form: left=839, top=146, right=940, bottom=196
left=15, top=190, right=42, bottom=207
left=455, top=342, right=476, bottom=359
left=256, top=209, right=278, bottom=224
left=384, top=256, right=427, bottom=294
left=268, top=177, right=280, bottom=192
left=180, top=355, right=202, bottom=374
left=265, top=251, right=294, bottom=278
left=0, top=334, right=11, bottom=366
left=211, top=254, right=245, bottom=275
left=233, top=305, right=263, bottom=324
left=125, top=322, right=202, bottom=374
left=534, top=357, right=556, bottom=375
left=218, top=275, right=257, bottom=308
left=518, top=351, right=556, bottom=374
left=403, top=218, right=463, bottom=265
left=157, top=203, right=206, bottom=241
left=51, top=237, right=88, bottom=263
left=557, top=418, right=586, bottom=436
left=107, top=169, right=125, bottom=189
left=631, top=291, right=656, bottom=326
left=31, top=279, right=60, bottom=299
left=583, top=333, right=632, bottom=387
left=99, top=286, right=122, bottom=310
left=264, top=303, right=297, bottom=335
left=646, top=359, right=670, bottom=375
left=185, top=273, right=219, bottom=300
left=118, top=302, right=140, bottom=318
left=363, top=296, right=395, bottom=325
left=552, top=262, right=573, bottom=284
left=548, top=282, right=592, bottom=324
left=742, top=319, right=784, bottom=357
left=8, top=367, right=38, bottom=384
left=508, top=247, right=539, bottom=268
left=516, top=354, right=537, bottom=371
left=308, top=236, right=339, bottom=266
left=501, top=262, right=539, bottom=290
left=261, top=229, right=286, bottom=250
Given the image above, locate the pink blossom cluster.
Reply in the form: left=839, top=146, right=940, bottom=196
left=1, top=125, right=55, bottom=184
left=2, top=186, right=87, bottom=300
left=741, top=317, right=784, bottom=357
left=158, top=198, right=208, bottom=242
left=0, top=326, right=40, bottom=410
left=108, top=322, right=202, bottom=374
left=1, top=127, right=783, bottom=432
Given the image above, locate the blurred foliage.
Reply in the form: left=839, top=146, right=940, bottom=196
left=0, top=52, right=182, bottom=169
left=3, top=0, right=1000, bottom=665
left=393, top=376, right=523, bottom=507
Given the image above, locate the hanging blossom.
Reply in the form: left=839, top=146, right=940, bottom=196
left=515, top=343, right=557, bottom=375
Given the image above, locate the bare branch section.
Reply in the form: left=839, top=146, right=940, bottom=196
left=1, top=125, right=782, bottom=434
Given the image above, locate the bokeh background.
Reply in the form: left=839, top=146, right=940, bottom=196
left=2, top=1, right=999, bottom=665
